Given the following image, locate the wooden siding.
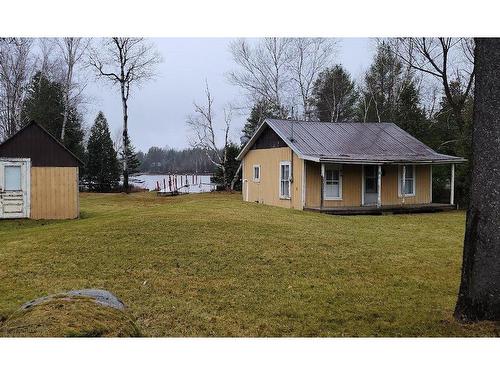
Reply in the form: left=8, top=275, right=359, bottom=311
left=381, top=165, right=431, bottom=205
left=0, top=121, right=82, bottom=167
left=30, top=167, right=79, bottom=219
left=305, top=163, right=431, bottom=208
left=305, top=162, right=362, bottom=208
left=242, top=147, right=304, bottom=209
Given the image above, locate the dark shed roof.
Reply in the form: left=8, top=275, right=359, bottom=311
left=237, top=119, right=466, bottom=164
left=0, top=121, right=83, bottom=167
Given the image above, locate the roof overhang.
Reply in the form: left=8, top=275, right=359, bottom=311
left=315, top=157, right=467, bottom=165
left=236, top=119, right=307, bottom=161
left=236, top=118, right=467, bottom=165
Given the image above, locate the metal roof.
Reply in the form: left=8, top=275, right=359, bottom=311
left=236, top=118, right=466, bottom=164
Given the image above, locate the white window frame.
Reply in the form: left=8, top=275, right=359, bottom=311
left=398, top=165, right=416, bottom=197
left=322, top=164, right=343, bottom=200
left=252, top=164, right=261, bottom=182
left=279, top=161, right=291, bottom=199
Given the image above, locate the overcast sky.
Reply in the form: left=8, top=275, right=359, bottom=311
left=85, top=38, right=375, bottom=152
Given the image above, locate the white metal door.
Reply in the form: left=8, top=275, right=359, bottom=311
left=0, top=159, right=30, bottom=219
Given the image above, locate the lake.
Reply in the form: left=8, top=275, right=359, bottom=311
left=130, top=174, right=215, bottom=193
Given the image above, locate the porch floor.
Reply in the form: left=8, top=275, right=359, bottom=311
left=304, top=203, right=457, bottom=215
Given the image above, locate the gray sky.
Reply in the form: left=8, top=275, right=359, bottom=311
left=85, top=38, right=374, bottom=152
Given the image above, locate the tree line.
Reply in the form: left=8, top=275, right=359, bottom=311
left=0, top=37, right=161, bottom=192
left=223, top=38, right=474, bottom=204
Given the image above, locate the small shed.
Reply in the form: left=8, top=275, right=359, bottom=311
left=0, top=121, right=82, bottom=219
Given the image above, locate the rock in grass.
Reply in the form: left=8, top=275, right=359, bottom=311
left=1, top=290, right=140, bottom=337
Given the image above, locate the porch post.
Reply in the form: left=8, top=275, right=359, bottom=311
left=320, top=163, right=324, bottom=210
left=450, top=163, right=455, bottom=205
left=377, top=164, right=382, bottom=208
left=401, top=164, right=406, bottom=205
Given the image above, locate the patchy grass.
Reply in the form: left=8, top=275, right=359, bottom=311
left=0, top=192, right=497, bottom=337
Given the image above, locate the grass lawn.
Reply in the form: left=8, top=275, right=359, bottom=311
left=0, top=192, right=497, bottom=337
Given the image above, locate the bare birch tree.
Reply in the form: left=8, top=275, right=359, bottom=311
left=0, top=38, right=35, bottom=140
left=288, top=38, right=336, bottom=119
left=57, top=37, right=90, bottom=142
left=228, top=38, right=292, bottom=117
left=89, top=37, right=161, bottom=192
left=187, top=82, right=232, bottom=190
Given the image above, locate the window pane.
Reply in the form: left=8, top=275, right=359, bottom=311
left=325, top=182, right=339, bottom=198
left=254, top=166, right=259, bottom=179
left=405, top=180, right=414, bottom=194
left=5, top=166, right=21, bottom=191
left=405, top=166, right=414, bottom=178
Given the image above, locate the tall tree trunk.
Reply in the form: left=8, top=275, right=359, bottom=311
left=454, top=38, right=500, bottom=322
left=61, top=63, right=73, bottom=142
left=121, top=84, right=129, bottom=193
left=230, top=162, right=242, bottom=191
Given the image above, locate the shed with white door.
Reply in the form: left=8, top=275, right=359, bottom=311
left=0, top=121, right=82, bottom=219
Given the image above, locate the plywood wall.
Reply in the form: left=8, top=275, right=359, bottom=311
left=242, top=147, right=304, bottom=209
left=30, top=167, right=79, bottom=219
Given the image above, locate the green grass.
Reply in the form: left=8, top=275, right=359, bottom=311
left=0, top=192, right=497, bottom=336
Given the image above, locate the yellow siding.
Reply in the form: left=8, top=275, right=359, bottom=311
left=305, top=163, right=431, bottom=208
left=380, top=165, right=431, bottom=205
left=242, top=147, right=304, bottom=209
left=30, top=167, right=79, bottom=219
left=305, top=162, right=362, bottom=208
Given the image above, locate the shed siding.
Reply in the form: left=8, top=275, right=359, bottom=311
left=242, top=147, right=303, bottom=209
left=0, top=122, right=81, bottom=167
left=31, top=167, right=79, bottom=219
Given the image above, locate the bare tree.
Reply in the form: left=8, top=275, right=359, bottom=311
left=89, top=38, right=161, bottom=192
left=386, top=38, right=474, bottom=128
left=288, top=38, right=336, bottom=119
left=187, top=82, right=232, bottom=189
left=228, top=38, right=292, bottom=117
left=0, top=38, right=35, bottom=140
left=56, top=37, right=90, bottom=142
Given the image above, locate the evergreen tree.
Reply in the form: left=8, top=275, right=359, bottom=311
left=120, top=133, right=141, bottom=175
left=393, top=80, right=429, bottom=143
left=311, top=65, right=358, bottom=122
left=213, top=142, right=241, bottom=190
left=21, top=71, right=85, bottom=160
left=357, top=43, right=405, bottom=122
left=242, top=99, right=286, bottom=140
left=86, top=112, right=120, bottom=192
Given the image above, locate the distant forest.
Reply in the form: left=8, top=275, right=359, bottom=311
left=136, top=147, right=218, bottom=174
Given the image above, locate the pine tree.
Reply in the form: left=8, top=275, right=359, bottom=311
left=242, top=99, right=286, bottom=140
left=311, top=65, right=358, bottom=122
left=357, top=43, right=405, bottom=122
left=86, top=112, right=120, bottom=192
left=213, top=142, right=241, bottom=190
left=21, top=71, right=85, bottom=160
left=120, top=133, right=141, bottom=176
left=393, top=80, right=429, bottom=143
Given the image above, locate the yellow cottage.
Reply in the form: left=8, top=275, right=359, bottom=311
left=236, top=119, right=465, bottom=214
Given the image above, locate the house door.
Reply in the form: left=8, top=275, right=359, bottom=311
left=0, top=159, right=30, bottom=219
left=363, top=165, right=378, bottom=206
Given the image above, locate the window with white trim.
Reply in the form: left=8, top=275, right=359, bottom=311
left=324, top=164, right=342, bottom=199
left=279, top=161, right=291, bottom=199
left=399, top=165, right=415, bottom=196
left=252, top=165, right=260, bottom=182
